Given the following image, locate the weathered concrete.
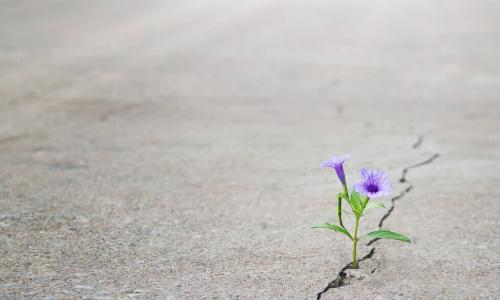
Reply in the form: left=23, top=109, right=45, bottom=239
left=0, top=0, right=499, bottom=299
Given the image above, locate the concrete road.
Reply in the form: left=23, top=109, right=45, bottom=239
left=1, top=0, right=499, bottom=299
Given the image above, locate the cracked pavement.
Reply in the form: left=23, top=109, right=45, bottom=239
left=1, top=0, right=500, bottom=299
left=316, top=152, right=440, bottom=299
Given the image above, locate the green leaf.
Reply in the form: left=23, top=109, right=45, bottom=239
left=367, top=230, right=411, bottom=243
left=365, top=201, right=385, bottom=210
left=348, top=191, right=363, bottom=215
left=362, top=196, right=369, bottom=207
left=312, top=223, right=352, bottom=240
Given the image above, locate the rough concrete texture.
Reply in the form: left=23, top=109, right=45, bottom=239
left=1, top=0, right=499, bottom=299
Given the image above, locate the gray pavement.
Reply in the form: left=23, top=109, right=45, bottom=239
left=1, top=0, right=499, bottom=299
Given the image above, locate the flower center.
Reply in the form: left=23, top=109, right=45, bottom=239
left=365, top=183, right=379, bottom=193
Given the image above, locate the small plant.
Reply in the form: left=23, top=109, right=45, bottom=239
left=313, top=155, right=410, bottom=268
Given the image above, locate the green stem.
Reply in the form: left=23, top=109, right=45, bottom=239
left=342, top=185, right=356, bottom=212
left=352, top=215, right=360, bottom=268
left=342, top=185, right=349, bottom=199
left=337, top=189, right=353, bottom=241
left=337, top=194, right=344, bottom=228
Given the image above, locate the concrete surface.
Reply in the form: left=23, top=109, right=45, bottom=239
left=1, top=0, right=499, bottom=299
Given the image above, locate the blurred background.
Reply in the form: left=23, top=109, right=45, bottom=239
left=1, top=0, right=499, bottom=299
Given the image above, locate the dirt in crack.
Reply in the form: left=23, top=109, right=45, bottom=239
left=316, top=248, right=375, bottom=300
left=315, top=139, right=440, bottom=299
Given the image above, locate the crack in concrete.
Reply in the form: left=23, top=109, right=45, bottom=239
left=316, top=248, right=375, bottom=300
left=99, top=102, right=145, bottom=121
left=370, top=262, right=381, bottom=274
left=0, top=134, right=28, bottom=146
left=399, top=153, right=440, bottom=183
left=315, top=138, right=440, bottom=299
left=412, top=135, right=423, bottom=149
left=366, top=186, right=413, bottom=246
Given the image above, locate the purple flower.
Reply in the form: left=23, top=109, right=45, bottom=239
left=322, top=155, right=350, bottom=186
left=353, top=168, right=393, bottom=198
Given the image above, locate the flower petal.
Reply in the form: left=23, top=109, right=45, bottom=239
left=360, top=168, right=369, bottom=180
left=354, top=168, right=392, bottom=198
left=321, top=160, right=335, bottom=168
